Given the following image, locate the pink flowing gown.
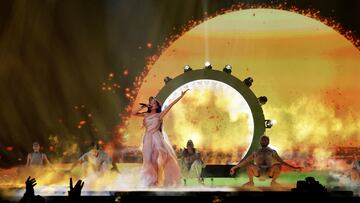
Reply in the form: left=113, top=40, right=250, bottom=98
left=141, top=113, right=181, bottom=187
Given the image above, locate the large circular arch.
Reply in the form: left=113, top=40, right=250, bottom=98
left=126, top=7, right=360, bottom=159
left=155, top=69, right=266, bottom=160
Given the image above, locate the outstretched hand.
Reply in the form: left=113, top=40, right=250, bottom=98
left=181, top=89, right=189, bottom=96
left=25, top=176, right=37, bottom=196
left=68, top=178, right=84, bottom=198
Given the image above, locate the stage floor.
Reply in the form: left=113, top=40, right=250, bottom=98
left=0, top=163, right=359, bottom=202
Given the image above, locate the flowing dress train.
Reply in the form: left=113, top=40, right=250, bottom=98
left=140, top=113, right=181, bottom=187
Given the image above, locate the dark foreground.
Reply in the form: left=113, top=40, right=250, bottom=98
left=1, top=191, right=359, bottom=203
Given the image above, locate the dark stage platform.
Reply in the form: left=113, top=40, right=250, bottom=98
left=1, top=190, right=359, bottom=203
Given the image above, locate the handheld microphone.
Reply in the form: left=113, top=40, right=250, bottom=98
left=140, top=103, right=148, bottom=107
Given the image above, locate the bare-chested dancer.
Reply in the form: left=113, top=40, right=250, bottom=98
left=230, top=135, right=302, bottom=187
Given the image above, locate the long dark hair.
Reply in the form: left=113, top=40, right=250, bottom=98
left=145, top=97, right=163, bottom=132
left=147, top=97, right=162, bottom=113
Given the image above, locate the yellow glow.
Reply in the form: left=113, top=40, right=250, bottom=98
left=161, top=80, right=253, bottom=161
left=126, top=8, right=360, bottom=163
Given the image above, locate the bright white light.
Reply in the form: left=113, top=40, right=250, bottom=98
left=188, top=132, right=202, bottom=146
left=162, top=79, right=254, bottom=158
left=272, top=119, right=277, bottom=125
left=205, top=61, right=211, bottom=67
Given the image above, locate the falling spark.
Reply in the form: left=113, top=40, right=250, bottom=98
left=79, top=120, right=86, bottom=125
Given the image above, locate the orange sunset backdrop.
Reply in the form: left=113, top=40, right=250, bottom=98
left=123, top=9, right=360, bottom=163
